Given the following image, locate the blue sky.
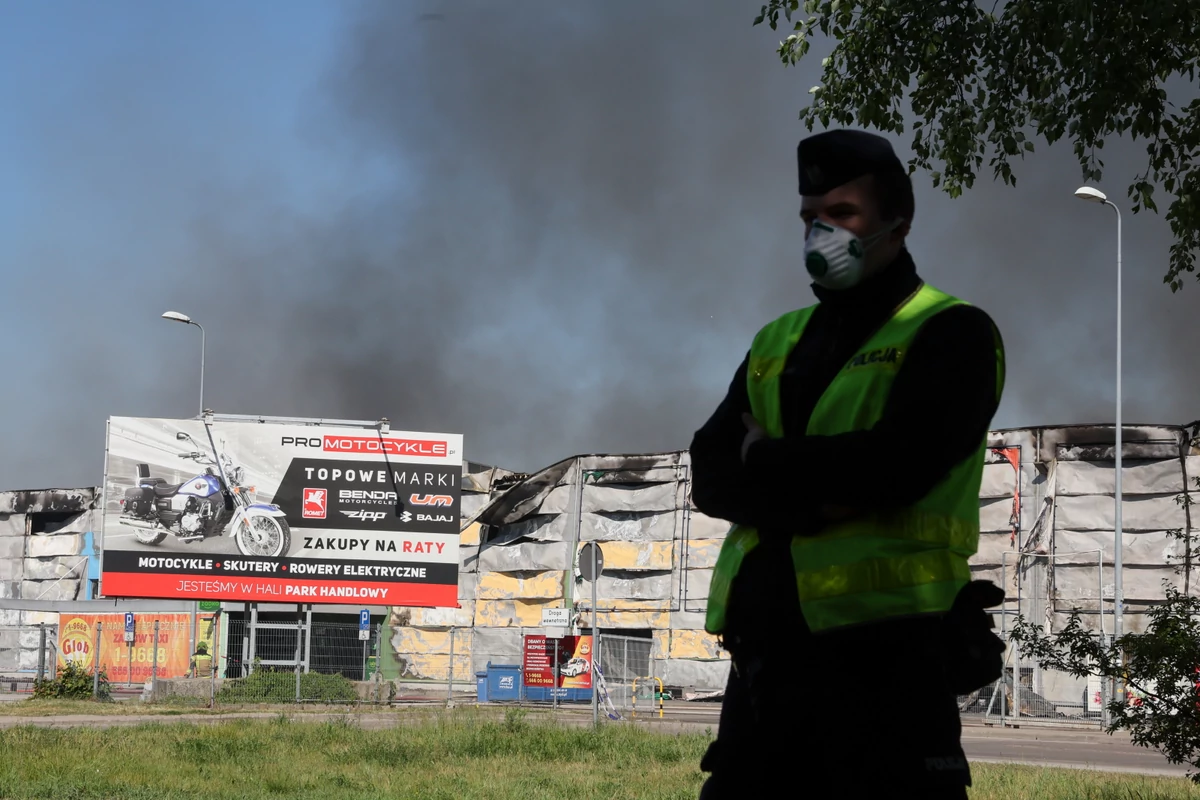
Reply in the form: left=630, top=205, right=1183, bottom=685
left=1, top=1, right=1195, bottom=489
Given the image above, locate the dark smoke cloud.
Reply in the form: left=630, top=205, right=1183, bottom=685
left=2, top=1, right=1195, bottom=490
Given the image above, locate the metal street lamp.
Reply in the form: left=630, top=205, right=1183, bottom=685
left=161, top=310, right=206, bottom=657
left=1073, top=185, right=1124, bottom=652
left=161, top=311, right=206, bottom=416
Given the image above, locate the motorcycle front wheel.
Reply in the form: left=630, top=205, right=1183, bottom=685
left=234, top=514, right=292, bottom=559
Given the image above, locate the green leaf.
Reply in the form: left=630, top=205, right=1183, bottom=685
left=756, top=0, right=1200, bottom=291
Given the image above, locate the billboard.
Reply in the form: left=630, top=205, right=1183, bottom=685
left=101, top=416, right=463, bottom=606
left=58, top=613, right=216, bottom=682
left=522, top=634, right=593, bottom=689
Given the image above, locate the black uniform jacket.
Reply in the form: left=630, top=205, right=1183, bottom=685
left=689, top=248, right=1003, bottom=653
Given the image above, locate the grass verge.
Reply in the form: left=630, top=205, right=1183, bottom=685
left=0, top=710, right=1195, bottom=799
left=0, top=697, right=394, bottom=717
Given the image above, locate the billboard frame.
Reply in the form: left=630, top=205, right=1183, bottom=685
left=99, top=411, right=460, bottom=607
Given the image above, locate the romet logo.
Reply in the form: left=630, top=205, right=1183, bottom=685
left=280, top=435, right=448, bottom=457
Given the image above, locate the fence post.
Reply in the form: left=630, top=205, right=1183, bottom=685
left=37, top=624, right=46, bottom=684
left=92, top=622, right=102, bottom=699
left=248, top=603, right=258, bottom=676
left=294, top=619, right=303, bottom=703
left=447, top=626, right=455, bottom=705
left=373, top=622, right=382, bottom=682
left=151, top=620, right=160, bottom=696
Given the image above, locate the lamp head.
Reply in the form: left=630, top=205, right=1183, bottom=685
left=161, top=311, right=192, bottom=324
left=1074, top=186, right=1108, bottom=204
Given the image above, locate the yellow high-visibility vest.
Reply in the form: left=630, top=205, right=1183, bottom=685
left=704, top=283, right=1005, bottom=635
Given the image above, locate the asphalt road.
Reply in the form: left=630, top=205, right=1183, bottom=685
left=619, top=703, right=1191, bottom=778
left=960, top=725, right=1191, bottom=777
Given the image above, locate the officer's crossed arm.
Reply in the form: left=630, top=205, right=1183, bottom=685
left=741, top=305, right=1004, bottom=519
left=688, top=352, right=772, bottom=528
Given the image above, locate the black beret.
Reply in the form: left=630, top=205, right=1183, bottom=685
left=797, top=129, right=906, bottom=195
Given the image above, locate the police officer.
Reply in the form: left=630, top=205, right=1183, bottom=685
left=690, top=129, right=1007, bottom=798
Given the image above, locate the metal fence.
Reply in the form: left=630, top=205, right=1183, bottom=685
left=217, top=619, right=389, bottom=705
left=595, top=634, right=658, bottom=711
left=0, top=624, right=58, bottom=693
left=958, top=549, right=1111, bottom=728
left=0, top=613, right=395, bottom=706
left=956, top=630, right=1109, bottom=727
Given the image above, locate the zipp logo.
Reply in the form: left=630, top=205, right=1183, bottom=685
left=340, top=510, right=387, bottom=523
left=410, top=494, right=453, bottom=507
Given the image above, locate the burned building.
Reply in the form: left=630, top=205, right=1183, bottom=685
left=0, top=488, right=101, bottom=671
left=386, top=422, right=1199, bottom=694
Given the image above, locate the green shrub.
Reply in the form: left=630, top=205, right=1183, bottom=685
left=32, top=661, right=111, bottom=702
left=218, top=668, right=358, bottom=704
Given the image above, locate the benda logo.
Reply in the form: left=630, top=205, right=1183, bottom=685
left=339, top=490, right=397, bottom=503
left=322, top=435, right=448, bottom=457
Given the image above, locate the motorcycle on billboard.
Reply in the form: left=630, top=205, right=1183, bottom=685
left=118, top=426, right=291, bottom=558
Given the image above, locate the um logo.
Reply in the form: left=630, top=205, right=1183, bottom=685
left=410, top=494, right=453, bottom=507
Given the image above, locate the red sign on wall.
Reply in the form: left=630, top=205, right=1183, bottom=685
left=522, top=634, right=592, bottom=689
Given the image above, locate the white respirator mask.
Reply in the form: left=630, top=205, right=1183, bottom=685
left=804, top=218, right=903, bottom=290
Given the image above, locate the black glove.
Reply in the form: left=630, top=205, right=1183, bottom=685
left=942, top=579, right=1006, bottom=695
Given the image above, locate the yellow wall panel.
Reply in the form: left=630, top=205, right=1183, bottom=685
left=474, top=599, right=565, bottom=627
left=595, top=610, right=669, bottom=629
left=595, top=541, right=674, bottom=570
left=460, top=521, right=482, bottom=546
left=668, top=629, right=723, bottom=660
left=395, top=653, right=473, bottom=681
left=476, top=570, right=564, bottom=600
left=652, top=630, right=670, bottom=660
left=685, top=540, right=723, bottom=569
left=389, top=628, right=467, bottom=655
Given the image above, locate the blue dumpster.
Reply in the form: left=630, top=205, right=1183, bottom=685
left=476, top=671, right=488, bottom=703
left=523, top=685, right=591, bottom=703
left=486, top=662, right=522, bottom=702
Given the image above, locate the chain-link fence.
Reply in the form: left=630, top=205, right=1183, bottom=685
left=216, top=619, right=390, bottom=705
left=956, top=630, right=1110, bottom=726
left=596, top=634, right=658, bottom=711
left=0, top=610, right=399, bottom=706
left=0, top=623, right=58, bottom=694
left=956, top=548, right=1111, bottom=727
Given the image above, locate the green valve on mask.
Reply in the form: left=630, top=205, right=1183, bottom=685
left=806, top=251, right=829, bottom=277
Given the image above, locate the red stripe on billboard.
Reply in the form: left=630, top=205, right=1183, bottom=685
left=101, top=572, right=457, bottom=607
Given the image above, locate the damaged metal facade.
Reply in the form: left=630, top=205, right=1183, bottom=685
left=982, top=424, right=1199, bottom=632
left=391, top=451, right=730, bottom=690
left=0, top=488, right=101, bottom=671
left=388, top=423, right=1198, bottom=694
